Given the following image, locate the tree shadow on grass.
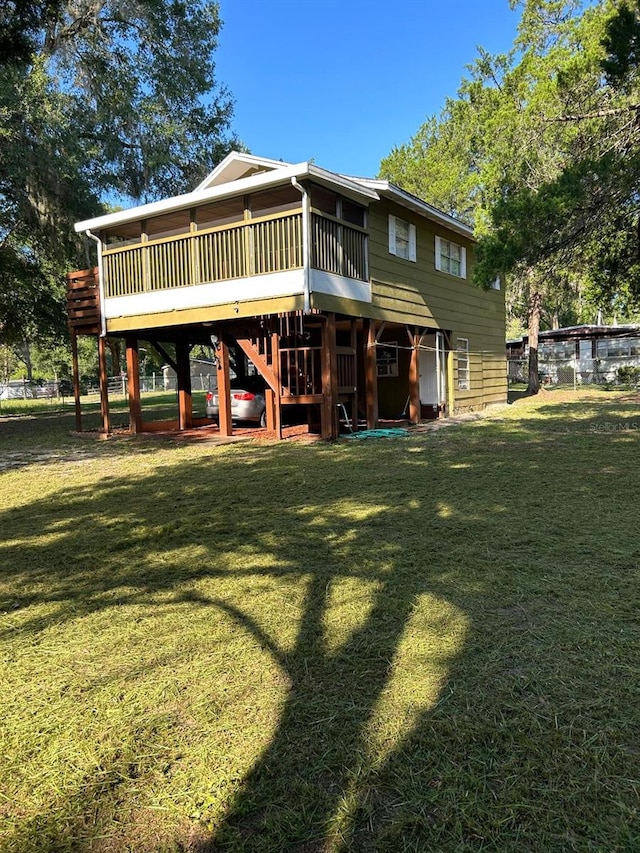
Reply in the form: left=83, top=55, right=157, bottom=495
left=1, top=424, right=639, bottom=851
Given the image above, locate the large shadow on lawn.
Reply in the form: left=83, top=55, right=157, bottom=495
left=1, top=416, right=639, bottom=851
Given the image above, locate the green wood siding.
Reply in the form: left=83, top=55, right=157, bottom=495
left=367, top=200, right=506, bottom=412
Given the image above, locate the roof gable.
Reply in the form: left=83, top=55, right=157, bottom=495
left=195, top=152, right=292, bottom=191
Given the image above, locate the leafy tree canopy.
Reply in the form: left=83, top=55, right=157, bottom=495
left=379, top=0, right=640, bottom=392
left=1, top=0, right=240, bottom=364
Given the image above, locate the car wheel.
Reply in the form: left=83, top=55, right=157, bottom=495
left=259, top=408, right=267, bottom=428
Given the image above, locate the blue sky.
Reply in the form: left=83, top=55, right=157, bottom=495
left=215, top=0, right=521, bottom=179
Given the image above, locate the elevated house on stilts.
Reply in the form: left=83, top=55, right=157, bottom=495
left=67, top=152, right=506, bottom=439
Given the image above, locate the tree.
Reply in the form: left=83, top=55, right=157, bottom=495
left=1, top=0, right=240, bottom=374
left=379, top=0, right=639, bottom=393
left=473, top=1, right=640, bottom=305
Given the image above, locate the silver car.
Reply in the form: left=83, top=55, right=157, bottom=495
left=206, top=387, right=267, bottom=426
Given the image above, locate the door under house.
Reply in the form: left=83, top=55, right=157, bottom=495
left=419, top=331, right=447, bottom=415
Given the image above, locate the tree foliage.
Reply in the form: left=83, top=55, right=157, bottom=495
left=380, top=0, right=640, bottom=390
left=1, top=0, right=240, bottom=370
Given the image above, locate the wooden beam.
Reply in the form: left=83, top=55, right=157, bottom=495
left=217, top=340, right=232, bottom=436
left=176, top=339, right=193, bottom=430
left=147, top=340, right=177, bottom=373
left=446, top=333, right=455, bottom=416
left=265, top=388, right=275, bottom=431
left=375, top=321, right=387, bottom=343
left=350, top=318, right=358, bottom=432
left=321, top=312, right=338, bottom=439
left=271, top=332, right=282, bottom=439
left=97, top=335, right=111, bottom=434
left=71, top=329, right=82, bottom=432
left=234, top=337, right=281, bottom=395
left=364, top=319, right=378, bottom=430
left=125, top=336, right=142, bottom=434
left=409, top=326, right=420, bottom=424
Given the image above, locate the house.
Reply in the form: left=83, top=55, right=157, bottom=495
left=67, top=152, right=506, bottom=437
left=161, top=357, right=220, bottom=392
left=507, top=324, right=640, bottom=385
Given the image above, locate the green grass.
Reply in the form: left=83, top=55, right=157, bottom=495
left=1, top=388, right=639, bottom=852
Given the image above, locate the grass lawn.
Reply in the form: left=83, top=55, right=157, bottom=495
left=1, top=388, right=639, bottom=852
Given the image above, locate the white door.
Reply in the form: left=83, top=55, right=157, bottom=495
left=419, top=332, right=447, bottom=407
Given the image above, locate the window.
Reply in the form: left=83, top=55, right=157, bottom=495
left=388, top=215, right=416, bottom=261
left=540, top=341, right=577, bottom=360
left=457, top=338, right=470, bottom=390
left=596, top=337, right=640, bottom=358
left=435, top=236, right=467, bottom=278
left=341, top=198, right=366, bottom=227
left=376, top=342, right=399, bottom=377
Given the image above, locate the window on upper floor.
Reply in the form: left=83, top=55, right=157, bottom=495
left=388, top=215, right=416, bottom=262
left=435, top=236, right=466, bottom=278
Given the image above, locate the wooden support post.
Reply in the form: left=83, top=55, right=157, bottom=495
left=271, top=332, right=282, bottom=440
left=265, top=388, right=275, bottom=431
left=71, top=329, right=82, bottom=432
left=349, top=318, right=358, bottom=431
left=97, top=334, right=111, bottom=434
left=364, top=319, right=378, bottom=430
left=409, top=326, right=421, bottom=424
left=217, top=340, right=232, bottom=436
left=321, top=312, right=338, bottom=439
left=126, top=336, right=142, bottom=434
left=176, top=339, right=193, bottom=430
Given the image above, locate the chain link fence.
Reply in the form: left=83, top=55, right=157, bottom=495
left=0, top=379, right=71, bottom=400
left=85, top=369, right=220, bottom=396
left=508, top=355, right=640, bottom=387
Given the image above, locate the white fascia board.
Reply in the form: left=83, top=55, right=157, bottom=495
left=74, top=163, right=309, bottom=233
left=104, top=270, right=304, bottom=319
left=310, top=269, right=372, bottom=304
left=348, top=177, right=474, bottom=240
left=194, top=151, right=294, bottom=191
left=306, top=164, right=379, bottom=202
left=75, top=162, right=379, bottom=234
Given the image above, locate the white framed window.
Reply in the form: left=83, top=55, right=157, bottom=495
left=435, top=235, right=467, bottom=278
left=376, top=342, right=399, bottom=377
left=457, top=338, right=470, bottom=390
left=389, top=215, right=416, bottom=262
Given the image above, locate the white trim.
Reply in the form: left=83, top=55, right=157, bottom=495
left=74, top=157, right=378, bottom=234
left=434, top=235, right=442, bottom=271
left=408, top=223, right=417, bottom=263
left=195, top=152, right=292, bottom=191
left=103, top=270, right=304, bottom=319
left=388, top=215, right=397, bottom=254
left=310, top=269, right=372, bottom=304
left=461, top=246, right=467, bottom=278
left=347, top=177, right=474, bottom=240
left=457, top=337, right=470, bottom=391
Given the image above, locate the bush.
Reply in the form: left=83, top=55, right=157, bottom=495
left=616, top=365, right=640, bottom=385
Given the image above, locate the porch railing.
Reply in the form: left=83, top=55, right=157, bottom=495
left=280, top=345, right=323, bottom=395
left=103, top=211, right=304, bottom=298
left=311, top=214, right=367, bottom=281
left=102, top=210, right=368, bottom=299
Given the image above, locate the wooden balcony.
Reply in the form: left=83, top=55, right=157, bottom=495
left=101, top=210, right=367, bottom=301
